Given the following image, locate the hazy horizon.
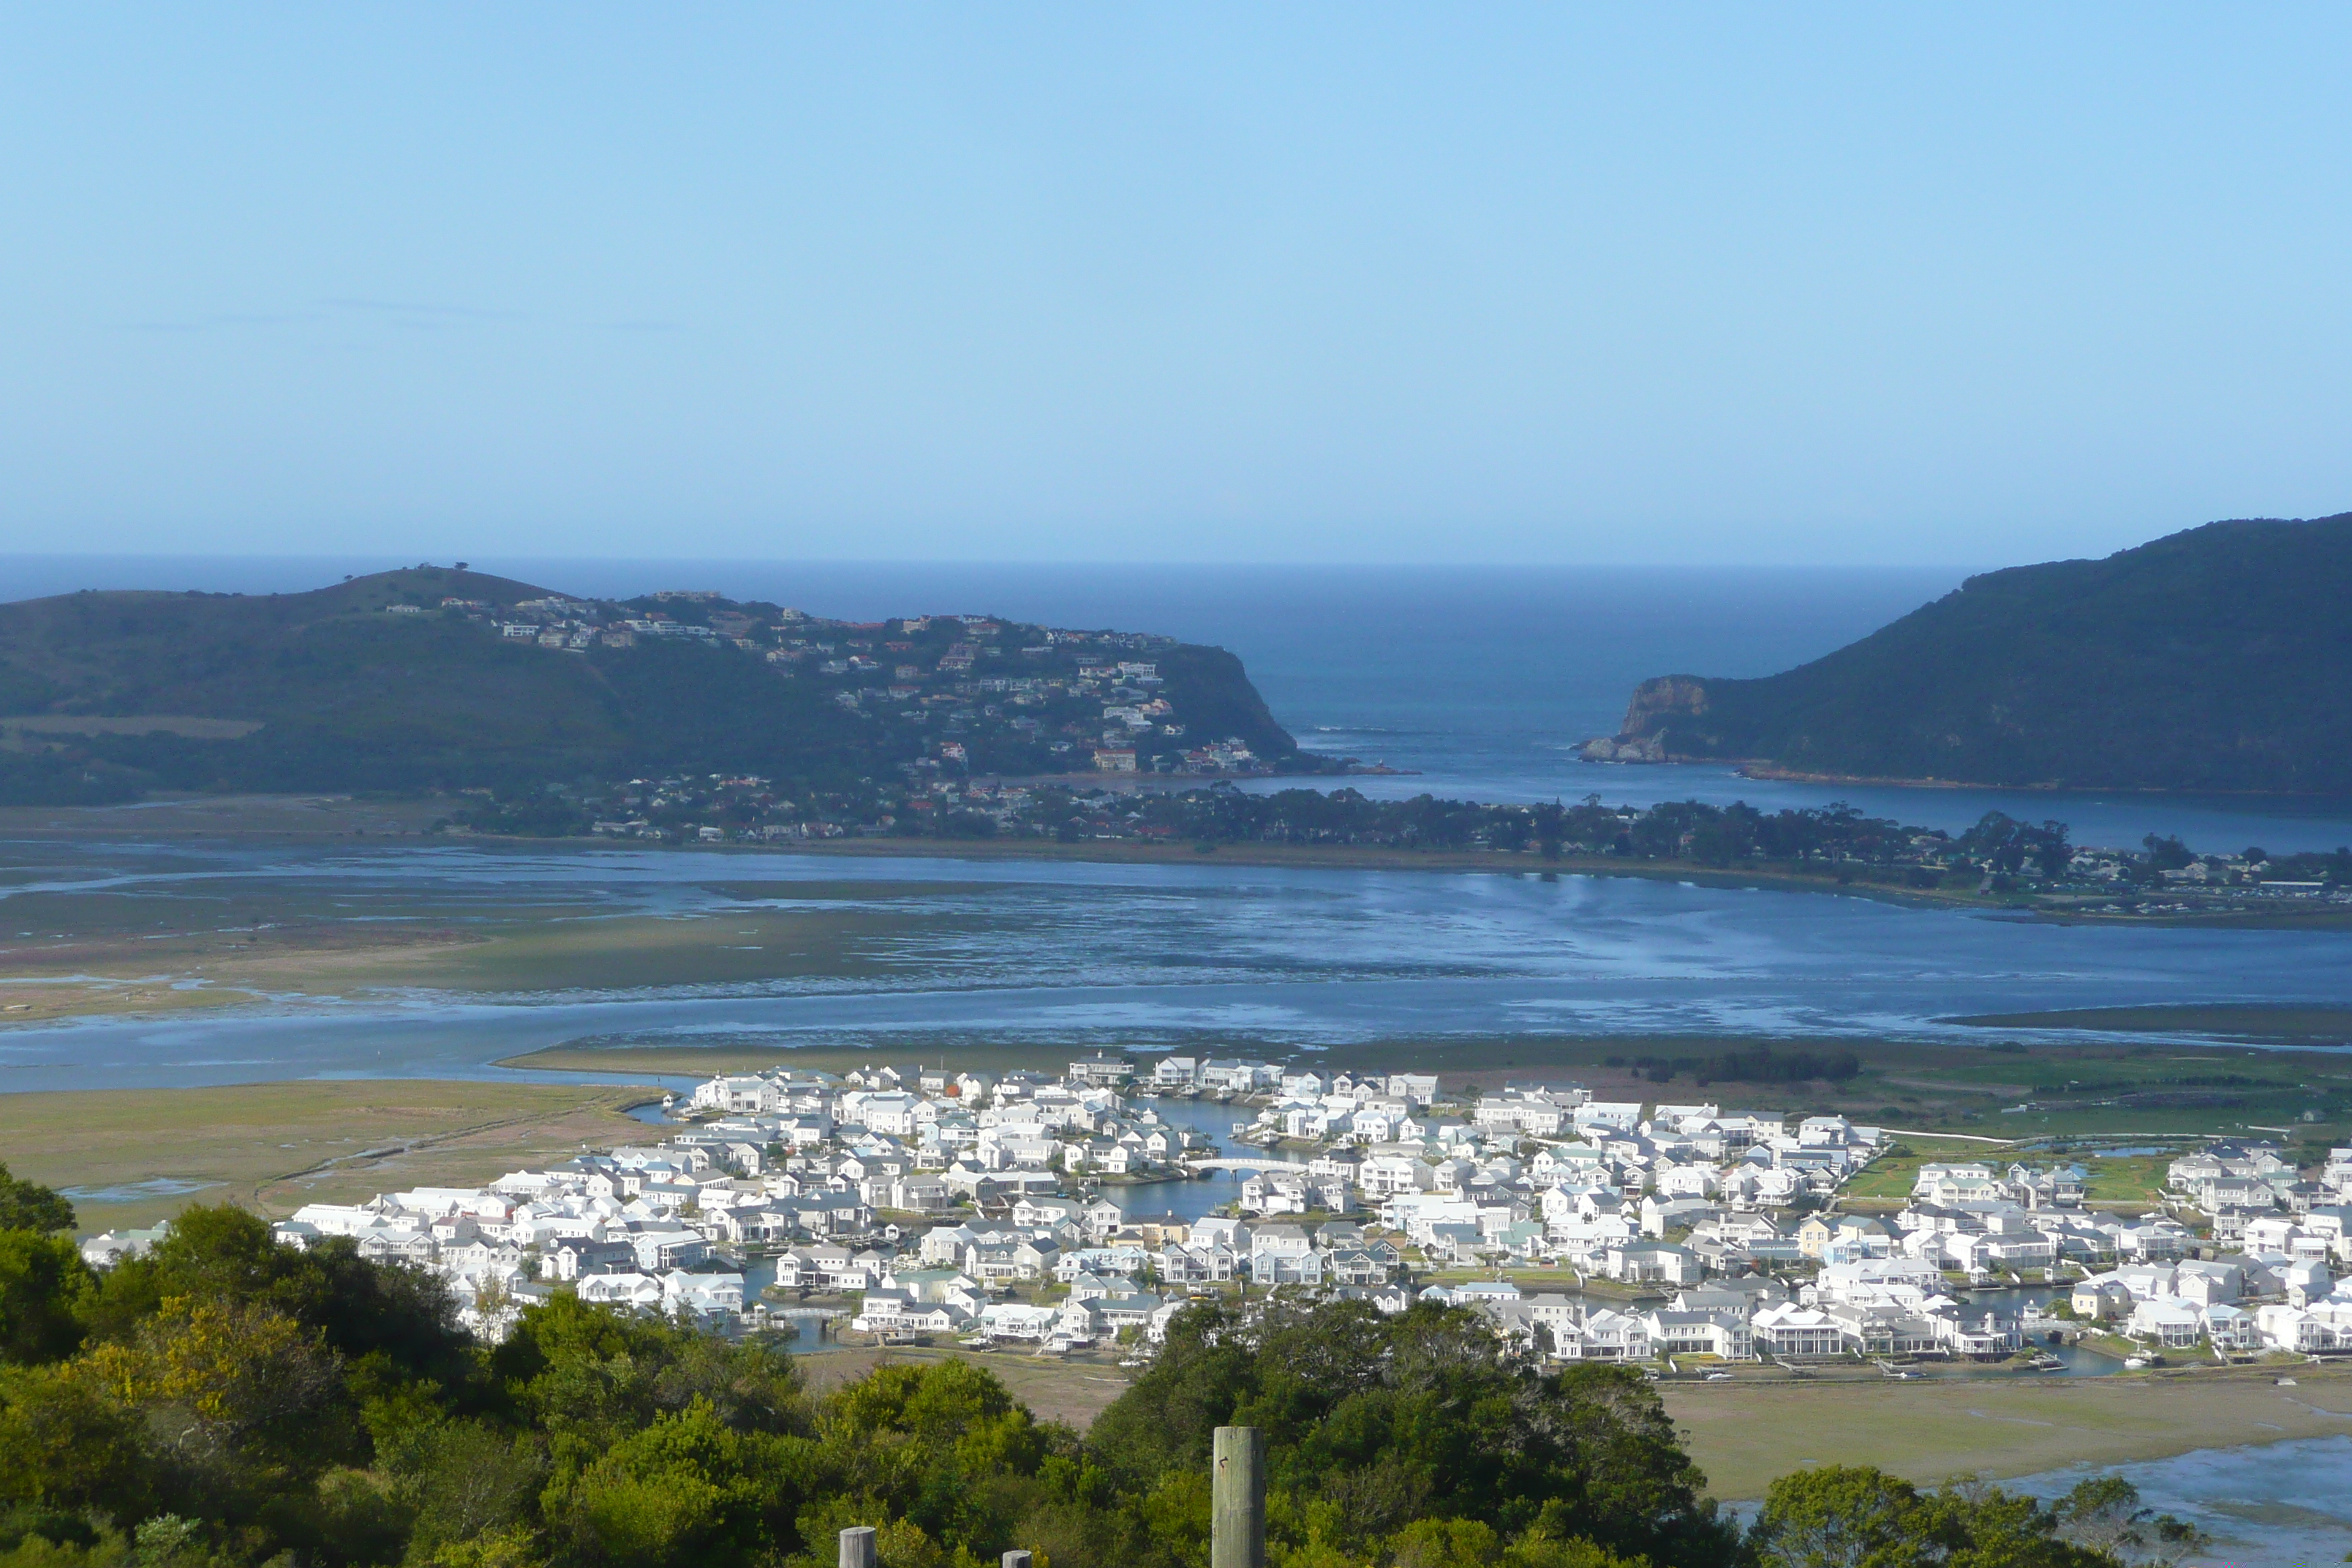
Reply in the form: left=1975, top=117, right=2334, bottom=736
left=0, top=554, right=1983, bottom=616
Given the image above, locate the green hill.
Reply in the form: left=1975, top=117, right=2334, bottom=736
left=1583, top=513, right=2352, bottom=794
left=0, top=566, right=1303, bottom=804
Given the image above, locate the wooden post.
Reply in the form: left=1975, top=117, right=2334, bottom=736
left=1003, top=1553, right=1034, bottom=1568
left=839, top=1526, right=877, bottom=1568
left=1212, top=1425, right=1265, bottom=1568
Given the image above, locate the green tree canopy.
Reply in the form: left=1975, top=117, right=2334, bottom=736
left=1751, top=1465, right=2122, bottom=1568
left=87, top=1205, right=469, bottom=1389
left=0, top=1215, right=2141, bottom=1568
left=1090, top=1297, right=1733, bottom=1568
left=0, top=1166, right=75, bottom=1237
left=0, top=1234, right=94, bottom=1368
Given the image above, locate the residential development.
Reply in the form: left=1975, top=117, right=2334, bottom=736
left=81, top=1060, right=2352, bottom=1368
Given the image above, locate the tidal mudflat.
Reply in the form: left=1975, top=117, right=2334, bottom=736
left=1662, top=1368, right=2352, bottom=1500
left=6, top=835, right=2352, bottom=1093
left=0, top=1079, right=661, bottom=1231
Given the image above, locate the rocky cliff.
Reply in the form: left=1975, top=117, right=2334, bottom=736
left=1580, top=676, right=1712, bottom=762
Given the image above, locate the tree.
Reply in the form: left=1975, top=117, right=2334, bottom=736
left=1962, top=814, right=2071, bottom=880
left=0, top=1166, right=75, bottom=1237
left=0, top=1364, right=154, bottom=1520
left=808, top=1358, right=1054, bottom=1556
left=492, top=1293, right=807, bottom=1457
left=1090, top=1299, right=1733, bottom=1568
left=1390, top=1516, right=1501, bottom=1567
left=543, top=1398, right=807, bottom=1568
left=0, top=1219, right=2173, bottom=1568
left=2050, top=1476, right=2206, bottom=1566
left=1752, top=1466, right=1935, bottom=1568
left=1752, top=1466, right=2121, bottom=1568
left=86, top=1205, right=468, bottom=1390
left=384, top=1417, right=548, bottom=1559
left=0, top=1233, right=95, bottom=1367
left=75, top=1297, right=348, bottom=1480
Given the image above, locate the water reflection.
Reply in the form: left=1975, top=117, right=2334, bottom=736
left=5, top=838, right=2352, bottom=1096
left=1094, top=1096, right=1314, bottom=1225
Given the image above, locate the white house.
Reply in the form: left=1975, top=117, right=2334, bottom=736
left=2127, top=1299, right=2206, bottom=1349
left=1752, top=1302, right=1847, bottom=1359
left=1560, top=1307, right=1651, bottom=1360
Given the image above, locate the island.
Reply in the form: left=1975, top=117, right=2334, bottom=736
left=1582, top=511, right=2352, bottom=794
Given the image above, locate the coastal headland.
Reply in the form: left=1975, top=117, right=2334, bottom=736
left=1581, top=513, right=2352, bottom=796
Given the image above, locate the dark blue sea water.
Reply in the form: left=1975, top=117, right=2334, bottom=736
left=8, top=555, right=2351, bottom=852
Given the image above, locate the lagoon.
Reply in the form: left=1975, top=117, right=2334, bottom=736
left=3, top=838, right=2351, bottom=1093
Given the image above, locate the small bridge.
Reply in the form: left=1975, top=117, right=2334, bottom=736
left=1185, top=1157, right=1308, bottom=1175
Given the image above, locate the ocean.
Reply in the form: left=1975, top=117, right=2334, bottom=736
left=10, top=555, right=2352, bottom=852
left=6, top=554, right=2352, bottom=1092
left=4, top=562, right=2352, bottom=1090
left=7, top=558, right=2352, bottom=1542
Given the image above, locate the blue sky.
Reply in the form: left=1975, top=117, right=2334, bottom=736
left=3, top=7, right=2348, bottom=565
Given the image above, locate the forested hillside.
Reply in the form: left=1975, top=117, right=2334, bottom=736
left=0, top=568, right=1303, bottom=806
left=1586, top=514, right=2352, bottom=793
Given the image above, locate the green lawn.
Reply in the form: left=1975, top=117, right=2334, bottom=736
left=1839, top=1140, right=2174, bottom=1211
left=2080, top=1155, right=2173, bottom=1204
left=1837, top=1138, right=2012, bottom=1202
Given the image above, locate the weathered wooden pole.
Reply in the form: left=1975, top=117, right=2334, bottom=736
left=838, top=1525, right=877, bottom=1568
left=1212, top=1425, right=1266, bottom=1568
